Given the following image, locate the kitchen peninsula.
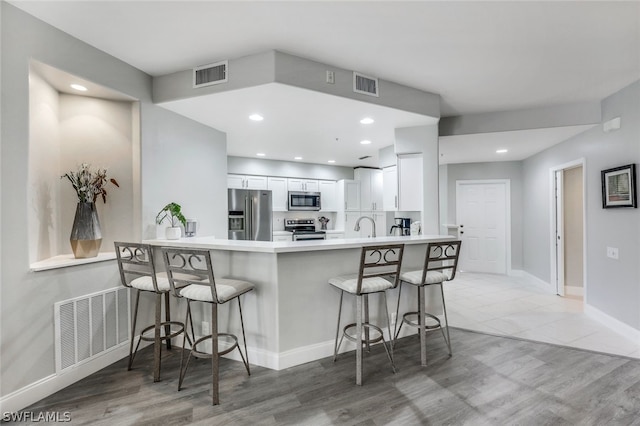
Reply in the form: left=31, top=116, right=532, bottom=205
left=145, top=234, right=455, bottom=371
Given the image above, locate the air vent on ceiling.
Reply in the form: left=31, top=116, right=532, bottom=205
left=359, top=155, right=372, bottom=160
left=193, top=60, right=228, bottom=88
left=353, top=72, right=379, bottom=97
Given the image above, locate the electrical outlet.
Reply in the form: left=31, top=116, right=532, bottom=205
left=326, top=70, right=335, bottom=84
left=606, top=247, right=619, bottom=259
left=201, top=321, right=210, bottom=335
left=390, top=312, right=397, bottom=326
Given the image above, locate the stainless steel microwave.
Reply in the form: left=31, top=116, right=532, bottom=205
left=288, top=191, right=321, bottom=211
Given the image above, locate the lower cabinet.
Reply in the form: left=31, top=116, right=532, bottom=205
left=326, top=233, right=344, bottom=240
left=273, top=234, right=293, bottom=242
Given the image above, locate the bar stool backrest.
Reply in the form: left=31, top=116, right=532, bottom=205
left=356, top=244, right=405, bottom=295
left=421, top=240, right=462, bottom=284
left=160, top=247, right=219, bottom=302
left=114, top=242, right=159, bottom=292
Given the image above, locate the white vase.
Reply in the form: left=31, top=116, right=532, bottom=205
left=165, top=226, right=182, bottom=240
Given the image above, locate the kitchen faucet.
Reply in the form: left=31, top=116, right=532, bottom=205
left=354, top=216, right=376, bottom=238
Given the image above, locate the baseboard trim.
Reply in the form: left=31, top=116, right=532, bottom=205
left=585, top=303, right=640, bottom=343
left=0, top=342, right=130, bottom=414
left=511, top=269, right=554, bottom=293
left=565, top=286, right=584, bottom=297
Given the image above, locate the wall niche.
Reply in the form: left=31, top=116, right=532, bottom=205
left=28, top=60, right=140, bottom=267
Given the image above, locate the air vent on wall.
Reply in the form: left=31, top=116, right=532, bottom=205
left=353, top=71, right=379, bottom=97
left=193, top=60, right=228, bottom=88
left=359, top=155, right=372, bottom=160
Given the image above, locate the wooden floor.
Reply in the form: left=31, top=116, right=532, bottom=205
left=23, top=329, right=640, bottom=425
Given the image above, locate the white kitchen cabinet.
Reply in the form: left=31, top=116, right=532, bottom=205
left=287, top=178, right=319, bottom=192
left=273, top=234, right=293, bottom=242
left=268, top=177, right=288, bottom=211
left=337, top=179, right=360, bottom=212
left=397, top=154, right=423, bottom=212
left=227, top=174, right=268, bottom=190
left=319, top=180, right=337, bottom=211
left=383, top=166, right=398, bottom=211
left=355, top=212, right=387, bottom=238
left=344, top=211, right=362, bottom=238
left=354, top=168, right=383, bottom=211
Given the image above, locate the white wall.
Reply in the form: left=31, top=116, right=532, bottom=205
left=141, top=106, right=227, bottom=240
left=523, top=80, right=640, bottom=329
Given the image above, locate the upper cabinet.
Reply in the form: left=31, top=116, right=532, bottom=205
left=268, top=177, right=288, bottom=211
left=319, top=180, right=338, bottom=211
left=397, top=154, right=423, bottom=212
left=337, top=179, right=361, bottom=211
left=228, top=174, right=268, bottom=190
left=287, top=179, right=319, bottom=192
left=382, top=166, right=398, bottom=211
left=354, top=168, right=383, bottom=211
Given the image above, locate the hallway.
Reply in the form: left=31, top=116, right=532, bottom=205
left=446, top=272, right=640, bottom=359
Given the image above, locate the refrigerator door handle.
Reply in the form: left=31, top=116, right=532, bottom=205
left=245, top=196, right=251, bottom=238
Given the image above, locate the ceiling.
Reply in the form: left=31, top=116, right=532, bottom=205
left=13, top=1, right=640, bottom=167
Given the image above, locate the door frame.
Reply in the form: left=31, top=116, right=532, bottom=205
left=549, top=158, right=587, bottom=299
left=456, top=179, right=511, bottom=275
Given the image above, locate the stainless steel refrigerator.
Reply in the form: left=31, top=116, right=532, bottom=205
left=228, top=189, right=273, bottom=241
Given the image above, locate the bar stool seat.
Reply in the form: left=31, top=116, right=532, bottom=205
left=394, top=241, right=462, bottom=366
left=130, top=272, right=200, bottom=292
left=330, top=244, right=404, bottom=386
left=180, top=279, right=253, bottom=303
left=329, top=274, right=395, bottom=294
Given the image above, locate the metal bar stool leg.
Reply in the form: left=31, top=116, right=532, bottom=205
left=418, top=285, right=427, bottom=367
left=355, top=295, right=363, bottom=386
left=237, top=297, right=251, bottom=375
left=178, top=301, right=191, bottom=391
left=211, top=303, right=219, bottom=405
left=333, top=291, right=344, bottom=361
left=383, top=292, right=395, bottom=363
left=153, top=293, right=162, bottom=382
left=128, top=289, right=141, bottom=370
left=164, top=292, right=172, bottom=350
left=364, top=294, right=371, bottom=353
left=440, top=283, right=452, bottom=355
left=393, top=282, right=404, bottom=344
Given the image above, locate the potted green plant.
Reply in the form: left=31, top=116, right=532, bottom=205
left=156, top=202, right=186, bottom=240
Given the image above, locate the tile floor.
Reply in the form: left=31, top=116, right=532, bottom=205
left=444, top=272, right=640, bottom=359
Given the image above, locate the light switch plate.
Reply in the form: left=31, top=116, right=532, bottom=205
left=606, top=247, right=619, bottom=259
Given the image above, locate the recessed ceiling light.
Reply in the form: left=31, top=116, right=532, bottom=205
left=360, top=140, right=372, bottom=145
left=496, top=149, right=508, bottom=154
left=256, top=153, right=266, bottom=157
left=294, top=156, right=303, bottom=160
left=70, top=84, right=87, bottom=92
left=360, top=117, right=374, bottom=124
left=249, top=114, right=264, bottom=121
left=328, top=160, right=336, bottom=164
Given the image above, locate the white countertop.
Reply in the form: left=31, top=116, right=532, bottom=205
left=144, top=234, right=455, bottom=254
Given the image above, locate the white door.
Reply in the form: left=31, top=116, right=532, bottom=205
left=456, top=181, right=508, bottom=274
left=554, top=170, right=565, bottom=296
left=382, top=166, right=398, bottom=211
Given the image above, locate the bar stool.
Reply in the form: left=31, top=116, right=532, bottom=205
left=114, top=242, right=196, bottom=382
left=329, top=244, right=404, bottom=385
left=393, top=240, right=462, bottom=366
left=160, top=247, right=254, bottom=405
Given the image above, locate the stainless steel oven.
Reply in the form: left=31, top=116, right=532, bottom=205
left=288, top=191, right=321, bottom=211
left=285, top=218, right=326, bottom=241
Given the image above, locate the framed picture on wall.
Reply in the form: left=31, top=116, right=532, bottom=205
left=601, top=164, right=637, bottom=208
